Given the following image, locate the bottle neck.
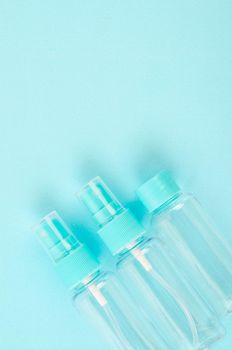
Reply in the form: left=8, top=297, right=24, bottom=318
left=150, top=191, right=182, bottom=216
left=72, top=269, right=103, bottom=296
left=116, top=235, right=150, bottom=264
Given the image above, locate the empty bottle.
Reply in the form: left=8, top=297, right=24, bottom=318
left=78, top=177, right=224, bottom=349
left=137, top=170, right=232, bottom=320
left=35, top=211, right=177, bottom=350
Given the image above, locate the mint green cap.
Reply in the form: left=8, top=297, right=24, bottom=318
left=34, top=211, right=99, bottom=289
left=136, top=170, right=181, bottom=213
left=78, top=177, right=145, bottom=255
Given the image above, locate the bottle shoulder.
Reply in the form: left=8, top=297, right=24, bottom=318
left=72, top=270, right=109, bottom=300
left=151, top=192, right=196, bottom=217
left=115, top=236, right=154, bottom=269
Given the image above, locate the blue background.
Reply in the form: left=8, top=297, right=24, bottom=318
left=0, top=1, right=232, bottom=349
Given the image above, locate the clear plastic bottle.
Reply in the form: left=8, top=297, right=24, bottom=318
left=136, top=171, right=232, bottom=319
left=35, top=211, right=180, bottom=350
left=79, top=177, right=224, bottom=350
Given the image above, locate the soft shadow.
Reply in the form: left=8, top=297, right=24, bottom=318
left=131, top=143, right=176, bottom=184
left=72, top=153, right=127, bottom=200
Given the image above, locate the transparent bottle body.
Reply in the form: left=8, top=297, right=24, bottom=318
left=149, top=193, right=232, bottom=318
left=73, top=271, right=176, bottom=350
left=116, top=238, right=224, bottom=350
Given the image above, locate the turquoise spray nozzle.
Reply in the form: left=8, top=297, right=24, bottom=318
left=34, top=211, right=80, bottom=262
left=78, top=177, right=145, bottom=255
left=78, top=176, right=124, bottom=226
left=34, top=211, right=99, bottom=289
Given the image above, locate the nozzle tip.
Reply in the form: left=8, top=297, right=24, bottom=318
left=78, top=177, right=123, bottom=226
left=34, top=211, right=80, bottom=262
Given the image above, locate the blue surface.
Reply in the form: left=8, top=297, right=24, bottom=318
left=0, top=1, right=232, bottom=349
